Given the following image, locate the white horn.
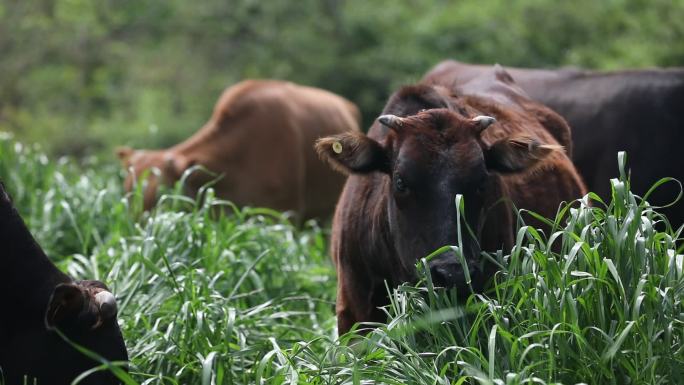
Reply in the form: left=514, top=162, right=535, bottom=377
left=471, top=115, right=496, bottom=133
left=94, top=291, right=118, bottom=319
left=377, top=114, right=404, bottom=130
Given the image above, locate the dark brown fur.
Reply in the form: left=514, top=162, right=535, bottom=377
left=317, top=68, right=586, bottom=335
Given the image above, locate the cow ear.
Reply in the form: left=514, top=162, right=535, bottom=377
left=115, top=146, right=134, bottom=165
left=485, top=136, right=562, bottom=173
left=533, top=107, right=573, bottom=156
left=45, top=283, right=86, bottom=330
left=315, top=132, right=390, bottom=175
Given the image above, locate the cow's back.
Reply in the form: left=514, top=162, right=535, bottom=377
left=274, top=83, right=361, bottom=219
left=173, top=80, right=359, bottom=219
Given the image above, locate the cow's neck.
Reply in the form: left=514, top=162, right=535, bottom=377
left=375, top=181, right=418, bottom=286
left=171, top=121, right=221, bottom=155
left=0, top=191, right=70, bottom=322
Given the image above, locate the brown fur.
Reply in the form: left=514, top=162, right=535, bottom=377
left=118, top=80, right=360, bottom=220
left=319, top=69, right=586, bottom=335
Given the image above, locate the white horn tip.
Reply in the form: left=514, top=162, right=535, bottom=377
left=377, top=114, right=402, bottom=128
left=95, top=291, right=118, bottom=319
left=471, top=115, right=496, bottom=130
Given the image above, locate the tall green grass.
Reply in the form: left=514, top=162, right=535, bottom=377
left=0, top=136, right=337, bottom=384
left=1, top=135, right=682, bottom=384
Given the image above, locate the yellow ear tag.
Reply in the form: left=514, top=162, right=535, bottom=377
left=332, top=141, right=343, bottom=154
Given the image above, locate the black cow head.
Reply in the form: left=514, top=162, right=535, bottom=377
left=0, top=181, right=128, bottom=384
left=16, top=281, right=129, bottom=385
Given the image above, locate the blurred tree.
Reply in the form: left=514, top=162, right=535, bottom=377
left=0, top=0, right=682, bottom=156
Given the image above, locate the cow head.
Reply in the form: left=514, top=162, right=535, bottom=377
left=116, top=147, right=195, bottom=210
left=41, top=280, right=128, bottom=383
left=316, top=108, right=559, bottom=291
left=0, top=182, right=127, bottom=383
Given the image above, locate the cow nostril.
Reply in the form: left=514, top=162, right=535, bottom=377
left=100, top=302, right=117, bottom=320
left=429, top=265, right=457, bottom=288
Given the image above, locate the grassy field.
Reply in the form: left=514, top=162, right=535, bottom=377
left=1, top=134, right=683, bottom=385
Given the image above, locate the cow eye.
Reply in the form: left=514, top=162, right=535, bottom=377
left=395, top=176, right=407, bottom=193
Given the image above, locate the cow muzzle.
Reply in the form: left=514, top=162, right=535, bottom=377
left=427, top=251, right=478, bottom=296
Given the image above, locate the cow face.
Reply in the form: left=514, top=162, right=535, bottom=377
left=116, top=147, right=194, bottom=210
left=316, top=108, right=558, bottom=290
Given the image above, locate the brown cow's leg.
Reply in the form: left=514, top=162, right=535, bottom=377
left=336, top=263, right=385, bottom=335
left=336, top=301, right=355, bottom=336
left=335, top=272, right=356, bottom=335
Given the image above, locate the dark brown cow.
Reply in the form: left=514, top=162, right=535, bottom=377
left=117, top=79, right=360, bottom=220
left=0, top=182, right=127, bottom=385
left=424, top=60, right=684, bottom=227
left=316, top=67, right=586, bottom=334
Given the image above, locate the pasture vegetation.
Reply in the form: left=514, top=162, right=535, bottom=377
left=2, top=0, right=683, bottom=156
left=1, top=135, right=683, bottom=384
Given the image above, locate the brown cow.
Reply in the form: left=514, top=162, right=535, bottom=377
left=0, top=181, right=128, bottom=384
left=117, top=80, right=360, bottom=220
left=316, top=67, right=586, bottom=334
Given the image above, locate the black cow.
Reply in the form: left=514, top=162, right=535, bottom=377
left=0, top=182, right=128, bottom=385
left=424, top=60, right=684, bottom=227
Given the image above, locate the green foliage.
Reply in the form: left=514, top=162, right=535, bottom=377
left=1, top=0, right=683, bottom=156
left=2, top=135, right=684, bottom=383
left=250, top=154, right=684, bottom=385
left=2, top=2, right=684, bottom=382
